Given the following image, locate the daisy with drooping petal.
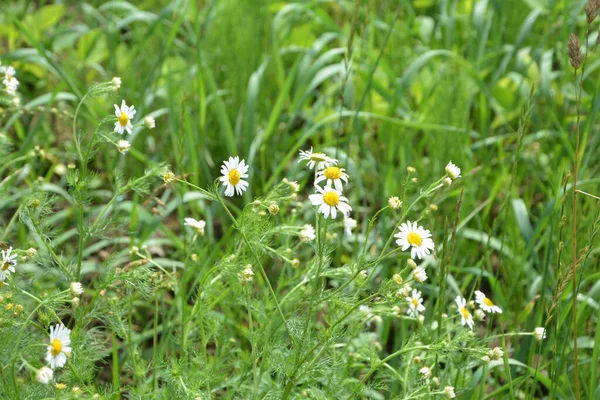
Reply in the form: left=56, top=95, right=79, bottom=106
left=46, top=324, right=72, bottom=369
left=309, top=185, right=352, bottom=219
left=394, top=221, right=435, bottom=260
left=299, top=224, right=316, bottom=241
left=219, top=156, right=249, bottom=197
left=445, top=161, right=461, bottom=180
left=474, top=290, right=502, bottom=314
left=1, top=65, right=19, bottom=94
left=184, top=218, right=206, bottom=236
left=315, top=166, right=349, bottom=191
left=113, top=100, right=136, bottom=135
left=117, top=140, right=131, bottom=153
left=298, top=147, right=337, bottom=170
left=0, top=247, right=17, bottom=281
left=406, top=289, right=426, bottom=317
left=455, top=296, right=474, bottom=330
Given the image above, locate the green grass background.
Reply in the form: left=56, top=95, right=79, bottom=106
left=0, top=0, right=599, bottom=398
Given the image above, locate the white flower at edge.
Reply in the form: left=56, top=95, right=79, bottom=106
left=36, top=367, right=53, bottom=384
left=298, top=147, right=337, bottom=170
left=46, top=324, right=72, bottom=369
left=444, top=386, right=456, bottom=398
left=445, top=161, right=461, bottom=180
left=534, top=327, right=546, bottom=341
left=406, top=289, right=426, bottom=317
left=455, top=296, right=474, bottom=330
left=309, top=185, right=351, bottom=219
left=412, top=267, right=427, bottom=283
left=474, top=290, right=503, bottom=314
left=394, top=221, right=435, bottom=260
left=117, top=140, right=131, bottom=153
left=315, top=166, right=349, bottom=191
left=299, top=224, right=316, bottom=241
left=113, top=100, right=136, bottom=135
left=144, top=116, right=155, bottom=129
left=70, top=282, right=83, bottom=296
left=1, top=65, right=19, bottom=94
left=343, top=217, right=357, bottom=237
left=184, top=218, right=206, bottom=236
left=0, top=246, right=17, bottom=281
left=219, top=156, right=249, bottom=197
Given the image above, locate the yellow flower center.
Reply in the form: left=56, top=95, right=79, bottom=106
left=412, top=298, right=419, bottom=307
left=460, top=307, right=470, bottom=320
left=310, top=152, right=328, bottom=162
left=228, top=168, right=241, bottom=185
left=483, top=298, right=493, bottom=307
left=324, top=166, right=342, bottom=180
left=1, top=261, right=10, bottom=271
left=407, top=232, right=423, bottom=246
left=6, top=74, right=12, bottom=82
left=118, top=112, right=129, bottom=127
left=50, top=338, right=63, bottom=356
left=323, top=191, right=340, bottom=206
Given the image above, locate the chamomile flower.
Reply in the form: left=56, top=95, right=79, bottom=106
left=1, top=65, right=19, bottom=94
left=406, top=289, right=426, bottom=317
left=309, top=186, right=351, bottom=219
left=388, top=197, right=402, bottom=209
left=0, top=247, right=17, bottom=281
left=395, top=221, right=435, bottom=260
left=70, top=282, right=83, bottom=297
left=116, top=140, right=131, bottom=153
left=419, top=366, right=432, bottom=379
left=444, top=386, right=456, bottom=398
left=46, top=324, right=72, bottom=369
left=489, top=347, right=503, bottom=361
left=343, top=217, right=357, bottom=236
left=36, top=367, right=53, bottom=384
left=219, top=156, right=249, bottom=197
left=455, top=296, right=474, bottom=330
left=240, top=264, right=254, bottom=282
left=299, top=224, right=316, bottom=241
left=315, top=166, right=349, bottom=191
left=445, top=161, right=461, bottom=180
left=298, top=147, right=337, bottom=170
left=111, top=77, right=122, bottom=90
left=113, top=100, right=136, bottom=135
left=144, top=116, right=155, bottom=129
left=474, top=290, right=502, bottom=314
left=412, top=267, right=428, bottom=283
left=184, top=218, right=206, bottom=236
left=533, top=327, right=546, bottom=341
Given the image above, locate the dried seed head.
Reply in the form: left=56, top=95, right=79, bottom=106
left=586, top=0, right=599, bottom=24
left=568, top=33, right=582, bottom=69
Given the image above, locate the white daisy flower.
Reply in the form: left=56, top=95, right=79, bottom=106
left=533, top=327, right=546, bottom=341
left=144, top=116, right=155, bottom=129
left=46, top=324, right=72, bottom=369
left=282, top=178, right=300, bottom=193
left=36, top=367, right=53, bottom=384
left=299, top=224, right=316, bottom=241
left=412, top=266, right=427, bottom=283
left=406, top=289, right=426, bottom=317
left=113, top=100, right=136, bottom=135
left=70, top=282, right=83, bottom=296
left=419, top=366, right=432, bottom=378
left=298, top=147, right=337, bottom=170
left=394, top=221, right=435, bottom=260
left=184, top=218, right=206, bottom=235
left=219, top=156, right=249, bottom=197
left=474, top=290, right=502, bottom=314
left=455, top=296, right=474, bottom=330
left=444, top=386, right=456, bottom=398
left=0, top=247, right=17, bottom=281
left=111, top=77, right=121, bottom=90
left=388, top=196, right=402, bottom=209
left=445, top=161, right=461, bottom=180
left=315, top=166, right=349, bottom=191
left=117, top=140, right=131, bottom=153
left=397, top=284, right=412, bottom=298
left=163, top=171, right=176, bottom=184
left=268, top=202, right=280, bottom=215
left=309, top=185, right=351, bottom=219
left=1, top=65, right=19, bottom=94
left=343, top=217, right=357, bottom=236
